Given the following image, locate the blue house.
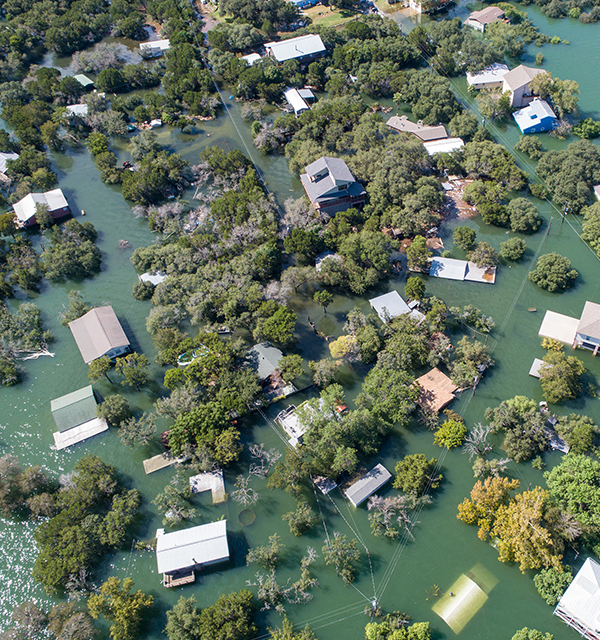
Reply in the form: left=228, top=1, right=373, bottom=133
left=513, top=98, right=557, bottom=134
left=291, top=0, right=319, bottom=8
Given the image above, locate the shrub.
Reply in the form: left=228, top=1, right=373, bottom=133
left=529, top=253, right=578, bottom=291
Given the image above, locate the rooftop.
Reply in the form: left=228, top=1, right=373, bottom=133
left=344, top=464, right=392, bottom=507
left=370, top=291, right=421, bottom=323
left=538, top=310, right=579, bottom=345
left=241, top=52, right=261, bottom=65
left=13, top=188, right=69, bottom=223
left=429, top=257, right=496, bottom=284
left=156, top=520, right=229, bottom=574
left=284, top=87, right=310, bottom=114
left=503, top=64, right=545, bottom=91
left=265, top=34, right=326, bottom=62
left=0, top=152, right=19, bottom=174
left=423, top=137, right=464, bottom=156
left=513, top=98, right=557, bottom=131
left=53, top=417, right=108, bottom=450
left=466, top=5, right=505, bottom=24
left=139, top=271, right=167, bottom=286
left=189, top=470, right=226, bottom=504
left=301, top=157, right=364, bottom=205
left=415, top=367, right=458, bottom=412
left=246, top=342, right=283, bottom=381
left=51, top=385, right=97, bottom=432
left=68, top=306, right=130, bottom=364
left=386, top=115, right=448, bottom=142
left=66, top=104, right=88, bottom=117
left=73, top=74, right=94, bottom=87
left=466, top=63, right=510, bottom=86
left=140, top=38, right=170, bottom=52
left=577, top=301, right=600, bottom=341
left=529, top=358, right=545, bottom=378
left=555, top=557, right=600, bottom=640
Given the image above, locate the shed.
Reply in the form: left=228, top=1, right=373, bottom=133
left=73, top=74, right=94, bottom=88
left=265, top=34, right=326, bottom=63
left=0, top=152, right=19, bottom=174
left=156, top=521, right=229, bottom=587
left=13, top=188, right=71, bottom=227
left=51, top=385, right=108, bottom=450
left=140, top=38, right=170, bottom=57
left=513, top=99, right=557, bottom=134
left=344, top=464, right=392, bottom=507
left=66, top=103, right=88, bottom=117
left=466, top=63, right=510, bottom=89
left=423, top=137, right=464, bottom=155
left=313, top=476, right=337, bottom=495
left=369, top=291, right=424, bottom=323
left=415, top=367, right=458, bottom=412
left=68, top=306, right=131, bottom=364
left=298, top=88, right=315, bottom=101
left=555, top=557, right=600, bottom=640
left=284, top=87, right=310, bottom=115
left=246, top=343, right=283, bottom=381
left=241, top=53, right=261, bottom=65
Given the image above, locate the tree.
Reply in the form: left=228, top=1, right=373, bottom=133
left=268, top=617, right=316, bottom=640
left=530, top=70, right=579, bottom=119
left=554, top=414, right=598, bottom=454
left=450, top=336, right=494, bottom=388
left=119, top=413, right=156, bottom=447
left=453, top=226, right=476, bottom=252
left=192, top=590, right=257, bottom=640
left=168, top=402, right=230, bottom=457
left=88, top=355, right=114, bottom=384
left=468, top=242, right=499, bottom=268
left=313, top=289, right=333, bottom=313
left=88, top=577, right=153, bottom=640
left=165, top=596, right=202, bottom=640
left=308, top=358, right=340, bottom=387
left=59, top=291, right=91, bottom=326
left=511, top=629, right=553, bottom=640
left=282, top=501, right=319, bottom=536
left=394, top=454, right=441, bottom=496
left=115, top=352, right=150, bottom=390
left=278, top=354, right=303, bottom=382
left=406, top=235, right=431, bottom=272
left=405, top=276, right=425, bottom=301
left=246, top=534, right=283, bottom=569
left=268, top=449, right=309, bottom=498
left=153, top=472, right=197, bottom=527
left=253, top=307, right=297, bottom=347
left=0, top=211, right=17, bottom=237
left=365, top=617, right=431, bottom=640
left=515, top=136, right=544, bottom=159
left=322, top=532, right=360, bottom=585
left=534, top=566, right=573, bottom=605
left=539, top=350, right=585, bottom=404
left=500, top=237, right=527, bottom=261
left=434, top=419, right=467, bottom=449
left=96, top=394, right=131, bottom=426
left=328, top=335, right=358, bottom=360
left=508, top=198, right=542, bottom=234
left=529, top=253, right=578, bottom=292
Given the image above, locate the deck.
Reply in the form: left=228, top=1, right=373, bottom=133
left=143, top=453, right=190, bottom=474
left=189, top=470, right=226, bottom=503
left=53, top=417, right=108, bottom=450
left=163, top=571, right=195, bottom=588
left=538, top=310, right=579, bottom=344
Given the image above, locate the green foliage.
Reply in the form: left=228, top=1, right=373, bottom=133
left=529, top=253, right=578, bottom=292
left=539, top=350, right=585, bottom=404
left=153, top=472, right=197, bottom=527
left=468, top=242, right=499, bottom=268
left=322, top=531, right=360, bottom=585
left=573, top=118, right=600, bottom=139
left=119, top=412, right=157, bottom=448
left=450, top=336, right=494, bottom=389
left=246, top=534, right=283, bottom=569
left=530, top=70, right=579, bottom=119
left=88, top=355, right=114, bottom=384
left=132, top=280, right=155, bottom=300
left=313, top=289, right=334, bottom=312
left=507, top=198, right=542, bottom=234
left=269, top=617, right=316, bottom=640
left=393, top=454, right=441, bottom=495
left=278, top=354, right=304, bottom=382
left=308, top=358, right=340, bottom=388
left=534, top=566, right=573, bottom=605
left=405, top=276, right=425, bottom=300
left=282, top=501, right=319, bottom=536
left=500, top=237, right=527, bottom=261
left=582, top=202, right=600, bottom=256
left=365, top=618, right=431, bottom=640
left=0, top=454, right=53, bottom=518
left=267, top=449, right=309, bottom=499
left=510, top=628, right=553, bottom=640
left=96, top=394, right=131, bottom=427
left=59, top=290, right=91, bottom=326
left=434, top=419, right=466, bottom=449
left=555, top=414, right=598, bottom=454
left=453, top=226, right=476, bottom=252
left=88, top=577, right=153, bottom=640
left=515, top=136, right=544, bottom=159
left=253, top=307, right=297, bottom=347
left=406, top=235, right=431, bottom=272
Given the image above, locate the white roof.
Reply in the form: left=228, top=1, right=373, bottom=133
left=555, top=557, right=600, bottom=635
left=594, top=185, right=600, bottom=200
left=241, top=53, right=261, bottom=65
left=156, top=520, right=229, bottom=574
left=298, top=88, right=315, bottom=100
left=265, top=34, right=325, bottom=62
left=430, top=257, right=467, bottom=280
left=66, top=103, right=88, bottom=116
left=140, top=38, right=170, bottom=52
left=370, top=291, right=421, bottom=323
left=0, top=152, right=19, bottom=174
left=423, top=137, right=464, bottom=155
left=529, top=358, right=544, bottom=378
left=284, top=88, right=309, bottom=114
left=466, top=63, right=510, bottom=86
left=13, top=188, right=68, bottom=222
left=139, top=272, right=167, bottom=285
left=513, top=99, right=556, bottom=131
left=53, top=417, right=108, bottom=450
left=344, top=464, right=392, bottom=507
left=538, top=310, right=579, bottom=345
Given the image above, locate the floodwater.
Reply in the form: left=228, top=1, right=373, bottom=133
left=1, top=4, right=600, bottom=639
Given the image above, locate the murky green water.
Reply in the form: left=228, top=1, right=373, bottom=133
left=2, top=5, right=600, bottom=638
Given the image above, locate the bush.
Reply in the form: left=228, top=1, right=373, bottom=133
left=500, top=237, right=527, bottom=261
left=434, top=418, right=467, bottom=449
left=132, top=280, right=155, bottom=300
left=515, top=136, right=544, bottom=159
left=529, top=253, right=578, bottom=291
left=508, top=198, right=542, bottom=234
left=534, top=566, right=573, bottom=605
left=453, top=226, right=476, bottom=252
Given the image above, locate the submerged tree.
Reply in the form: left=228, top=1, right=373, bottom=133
left=322, top=532, right=360, bottom=585
left=152, top=472, right=198, bottom=527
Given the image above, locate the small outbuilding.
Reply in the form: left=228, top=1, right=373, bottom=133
left=189, top=470, right=226, bottom=504
left=265, top=34, right=326, bottom=63
left=65, top=103, right=88, bottom=117
left=344, top=464, right=392, bottom=507
left=513, top=99, right=557, bottom=134
left=69, top=306, right=131, bottom=364
left=284, top=87, right=310, bottom=115
left=464, top=6, right=505, bottom=31
left=529, top=358, right=545, bottom=378
left=466, top=63, right=510, bottom=90
left=241, top=53, right=261, bottom=65
left=415, top=367, right=458, bottom=412
left=139, top=271, right=167, bottom=286
left=140, top=38, right=170, bottom=57
left=73, top=74, right=94, bottom=88
left=369, top=291, right=425, bottom=323
left=51, top=385, right=108, bottom=450
left=13, top=188, right=71, bottom=227
left=156, top=520, right=229, bottom=588
left=555, top=557, right=600, bottom=640
left=423, top=137, right=464, bottom=156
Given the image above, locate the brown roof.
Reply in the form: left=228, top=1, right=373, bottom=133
left=415, top=367, right=458, bottom=413
left=577, top=301, right=600, bottom=341
left=386, top=116, right=448, bottom=142
left=502, top=65, right=545, bottom=91
left=69, top=306, right=130, bottom=364
left=466, top=5, right=504, bottom=25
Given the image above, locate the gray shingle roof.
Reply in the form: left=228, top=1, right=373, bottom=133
left=344, top=464, right=392, bottom=507
left=246, top=342, right=283, bottom=381
left=68, top=306, right=130, bottom=364
left=502, top=65, right=544, bottom=91
left=300, top=157, right=364, bottom=204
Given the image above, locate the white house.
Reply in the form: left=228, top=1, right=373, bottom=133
left=466, top=63, right=510, bottom=90
left=13, top=188, right=71, bottom=227
left=0, top=151, right=19, bottom=175
left=423, top=137, right=464, bottom=155
left=284, top=88, right=310, bottom=115
left=265, top=34, right=326, bottom=63
left=464, top=6, right=505, bottom=31
left=369, top=291, right=425, bottom=323
left=241, top=53, right=261, bottom=65
left=65, top=103, right=88, bottom=117
left=555, top=557, right=600, bottom=640
left=140, top=38, right=170, bottom=57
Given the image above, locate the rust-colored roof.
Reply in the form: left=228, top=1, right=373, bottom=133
left=415, top=367, right=458, bottom=413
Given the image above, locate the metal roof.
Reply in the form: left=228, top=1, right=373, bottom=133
left=139, top=272, right=167, bottom=285
left=265, top=34, right=325, bottom=62
left=73, top=74, right=94, bottom=87
left=555, top=557, right=600, bottom=637
left=66, top=104, right=88, bottom=117
left=140, top=39, right=170, bottom=53
left=369, top=291, right=411, bottom=322
left=68, top=306, right=130, bottom=364
left=51, top=385, right=97, bottom=432
left=284, top=88, right=310, bottom=114
left=53, top=417, right=108, bottom=450
left=577, top=301, right=600, bottom=341
left=344, top=464, right=392, bottom=507
left=13, top=188, right=69, bottom=223
left=0, top=152, right=19, bottom=174
left=423, top=137, right=464, bottom=155
left=465, top=5, right=504, bottom=25
left=241, top=53, right=261, bottom=65
left=156, top=520, right=229, bottom=574
left=466, top=63, right=510, bottom=86
left=429, top=257, right=468, bottom=281
left=246, top=342, right=283, bottom=381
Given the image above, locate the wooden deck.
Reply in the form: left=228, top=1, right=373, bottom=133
left=189, top=470, right=226, bottom=503
left=163, top=571, right=195, bottom=588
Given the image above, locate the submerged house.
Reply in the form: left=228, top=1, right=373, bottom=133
left=513, top=99, right=557, bottom=134
left=69, top=306, right=131, bottom=364
left=466, top=63, right=510, bottom=90
left=575, top=301, right=600, bottom=354
left=246, top=342, right=283, bottom=383
left=156, top=521, right=229, bottom=588
left=51, top=385, right=108, bottom=450
left=386, top=115, right=448, bottom=142
left=429, top=257, right=496, bottom=284
left=73, top=74, right=94, bottom=89
left=555, top=557, right=600, bottom=640
left=65, top=103, right=89, bottom=118
left=300, top=156, right=366, bottom=216
left=140, top=38, right=170, bottom=57
left=344, top=464, right=392, bottom=507
left=13, top=189, right=71, bottom=227
left=369, top=291, right=425, bottom=323
left=415, top=368, right=458, bottom=413
left=464, top=5, right=505, bottom=32
left=502, top=64, right=545, bottom=107
left=265, top=34, right=326, bottom=63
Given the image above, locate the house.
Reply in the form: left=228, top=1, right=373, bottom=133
left=344, top=464, right=392, bottom=507
left=415, top=368, right=458, bottom=412
left=429, top=257, right=496, bottom=284
left=284, top=88, right=310, bottom=115
left=73, top=74, right=94, bottom=88
left=276, top=399, right=335, bottom=447
left=139, top=271, right=167, bottom=286
left=513, top=99, right=557, bottom=134
left=369, top=291, right=425, bottom=323
left=265, top=34, right=326, bottom=63
left=65, top=104, right=88, bottom=117
left=241, top=53, right=261, bottom=66
left=0, top=152, right=19, bottom=175
left=555, top=557, right=600, bottom=640
left=464, top=6, right=505, bottom=32
left=51, top=385, right=108, bottom=450
left=386, top=115, right=448, bottom=142
left=466, top=63, right=510, bottom=90
left=140, top=38, right=170, bottom=57
left=300, top=156, right=366, bottom=215
left=246, top=342, right=283, bottom=382
left=68, top=306, right=131, bottom=364
left=575, top=301, right=600, bottom=354
left=13, top=189, right=71, bottom=227
left=156, top=521, right=229, bottom=588
left=502, top=64, right=545, bottom=107
left=292, top=0, right=320, bottom=8
left=423, top=137, right=465, bottom=156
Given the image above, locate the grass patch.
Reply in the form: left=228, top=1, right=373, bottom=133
left=374, top=0, right=405, bottom=13
left=301, top=4, right=359, bottom=27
